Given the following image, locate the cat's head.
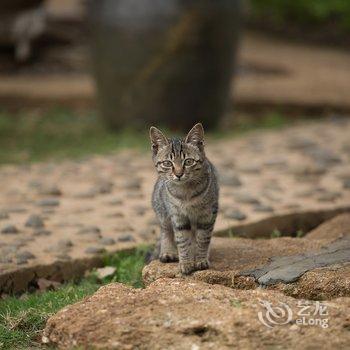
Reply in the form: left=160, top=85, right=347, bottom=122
left=149, top=123, right=206, bottom=183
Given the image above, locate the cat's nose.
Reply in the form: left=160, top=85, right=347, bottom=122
left=174, top=166, right=184, bottom=179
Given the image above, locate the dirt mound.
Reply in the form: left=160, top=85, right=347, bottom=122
left=43, top=278, right=350, bottom=350
left=306, top=213, right=350, bottom=240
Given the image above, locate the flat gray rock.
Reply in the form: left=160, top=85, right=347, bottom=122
left=240, top=236, right=350, bottom=285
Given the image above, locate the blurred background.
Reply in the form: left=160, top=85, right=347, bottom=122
left=0, top=0, right=350, bottom=163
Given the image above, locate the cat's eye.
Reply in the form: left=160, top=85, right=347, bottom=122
left=184, top=158, right=195, bottom=166
left=162, top=160, right=173, bottom=167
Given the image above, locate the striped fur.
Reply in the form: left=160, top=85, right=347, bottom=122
left=150, top=123, right=219, bottom=274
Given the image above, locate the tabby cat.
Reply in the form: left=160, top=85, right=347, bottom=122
left=150, top=123, right=219, bottom=274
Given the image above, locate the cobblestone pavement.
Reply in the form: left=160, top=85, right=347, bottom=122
left=1, top=119, right=350, bottom=293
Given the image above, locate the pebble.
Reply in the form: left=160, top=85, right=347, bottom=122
left=25, top=214, right=45, bottom=228
left=33, top=229, right=52, bottom=236
left=219, top=173, right=242, bottom=187
left=37, top=199, right=60, bottom=207
left=100, top=237, right=116, bottom=246
left=343, top=179, right=350, bottom=189
left=128, top=192, right=144, bottom=199
left=124, top=178, right=141, bottom=190
left=253, top=204, right=274, bottom=213
left=317, top=192, right=341, bottom=202
left=133, top=205, right=148, bottom=216
left=85, top=247, right=106, bottom=254
left=57, top=239, right=74, bottom=248
left=16, top=251, right=36, bottom=264
left=38, top=185, right=62, bottom=196
left=107, top=198, right=123, bottom=206
left=234, top=192, right=260, bottom=205
left=118, top=234, right=135, bottom=242
left=239, top=165, right=261, bottom=174
left=105, top=212, right=124, bottom=218
left=263, top=157, right=287, bottom=168
left=5, top=207, right=27, bottom=214
left=55, top=254, right=72, bottom=261
left=287, top=137, right=316, bottom=150
left=77, top=226, right=101, bottom=236
left=0, top=211, right=9, bottom=220
left=305, top=148, right=341, bottom=166
left=94, top=180, right=114, bottom=194
left=1, top=224, right=19, bottom=234
left=224, top=209, right=247, bottom=221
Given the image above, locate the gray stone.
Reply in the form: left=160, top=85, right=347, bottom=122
left=133, top=205, right=147, bottom=216
left=105, top=212, right=124, bottom=218
left=25, top=214, right=45, bottom=228
left=16, top=251, right=36, bottom=264
left=77, top=226, right=101, bottom=236
left=317, top=191, right=342, bottom=202
left=241, top=237, right=350, bottom=285
left=57, top=239, right=73, bottom=248
left=37, top=199, right=60, bottom=207
left=55, top=254, right=72, bottom=261
left=224, top=209, right=247, bottom=221
left=94, top=181, right=114, bottom=194
left=74, top=190, right=96, bottom=199
left=33, top=229, right=52, bottom=236
left=263, top=158, right=287, bottom=168
left=234, top=192, right=260, bottom=205
left=128, top=192, right=144, bottom=199
left=124, top=178, right=141, bottom=190
left=17, top=251, right=36, bottom=260
left=253, top=204, right=274, bottom=213
left=1, top=224, right=19, bottom=234
left=0, top=211, right=9, bottom=220
left=39, top=185, right=62, bottom=196
left=0, top=256, right=13, bottom=264
left=5, top=207, right=27, bottom=214
left=239, top=165, right=261, bottom=174
left=85, top=247, right=106, bottom=254
left=343, top=179, right=350, bottom=189
left=107, top=198, right=123, bottom=206
left=287, top=137, right=316, bottom=150
left=219, top=173, right=242, bottom=187
left=118, top=234, right=135, bottom=242
left=305, top=147, right=342, bottom=166
left=100, top=237, right=116, bottom=246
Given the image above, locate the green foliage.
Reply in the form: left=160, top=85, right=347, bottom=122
left=0, top=247, right=149, bottom=349
left=270, top=229, right=282, bottom=238
left=0, top=109, right=147, bottom=164
left=250, top=0, right=350, bottom=32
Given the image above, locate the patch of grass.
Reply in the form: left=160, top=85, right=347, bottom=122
left=0, top=108, right=148, bottom=164
left=0, top=247, right=149, bottom=349
left=230, top=299, right=242, bottom=308
left=270, top=229, right=282, bottom=238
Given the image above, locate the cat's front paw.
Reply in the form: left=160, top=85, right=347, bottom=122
left=179, top=261, right=196, bottom=275
left=195, top=259, right=210, bottom=271
left=159, top=252, right=179, bottom=263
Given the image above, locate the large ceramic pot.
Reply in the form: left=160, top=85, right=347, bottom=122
left=88, top=0, right=242, bottom=130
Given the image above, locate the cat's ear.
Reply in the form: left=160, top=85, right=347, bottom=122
left=185, top=123, right=204, bottom=149
left=149, top=126, right=169, bottom=155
